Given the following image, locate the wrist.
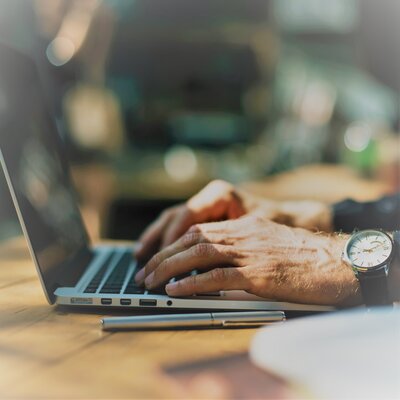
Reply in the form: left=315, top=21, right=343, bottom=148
left=319, top=233, right=362, bottom=306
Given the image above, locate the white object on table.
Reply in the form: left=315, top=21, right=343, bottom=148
left=250, top=307, right=400, bottom=400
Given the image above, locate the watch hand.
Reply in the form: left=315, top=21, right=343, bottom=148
left=362, top=242, right=385, bottom=253
left=363, top=248, right=374, bottom=253
left=368, top=243, right=385, bottom=252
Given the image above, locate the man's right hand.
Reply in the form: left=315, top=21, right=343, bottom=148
left=136, top=215, right=359, bottom=306
left=135, top=180, right=250, bottom=260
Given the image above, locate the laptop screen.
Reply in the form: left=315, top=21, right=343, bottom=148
left=0, top=45, right=91, bottom=303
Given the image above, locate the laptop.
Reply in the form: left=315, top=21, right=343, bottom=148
left=0, top=44, right=331, bottom=312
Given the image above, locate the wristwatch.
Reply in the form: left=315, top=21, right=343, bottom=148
left=343, top=229, right=395, bottom=306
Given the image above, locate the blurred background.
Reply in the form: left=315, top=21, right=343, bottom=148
left=0, top=0, right=399, bottom=242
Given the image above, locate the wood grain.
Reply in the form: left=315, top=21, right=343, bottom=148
left=0, top=237, right=259, bottom=399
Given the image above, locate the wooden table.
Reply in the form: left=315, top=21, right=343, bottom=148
left=0, top=238, right=292, bottom=399
left=1, top=163, right=390, bottom=398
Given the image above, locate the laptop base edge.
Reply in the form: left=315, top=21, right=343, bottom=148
left=55, top=289, right=334, bottom=312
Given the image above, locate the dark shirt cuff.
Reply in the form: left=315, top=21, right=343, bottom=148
left=332, top=193, right=400, bottom=233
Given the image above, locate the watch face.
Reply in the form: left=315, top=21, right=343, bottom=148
left=346, top=230, right=393, bottom=269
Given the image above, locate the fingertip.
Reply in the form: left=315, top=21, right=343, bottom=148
left=134, top=243, right=148, bottom=261
left=134, top=242, right=143, bottom=253
left=137, top=230, right=154, bottom=249
left=165, top=281, right=179, bottom=296
left=144, top=271, right=155, bottom=288
left=134, top=268, right=145, bottom=283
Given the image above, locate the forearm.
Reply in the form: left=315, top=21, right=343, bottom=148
left=240, top=194, right=334, bottom=232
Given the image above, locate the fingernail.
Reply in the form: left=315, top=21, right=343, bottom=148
left=144, top=272, right=154, bottom=288
left=135, top=243, right=143, bottom=254
left=135, top=268, right=145, bottom=283
left=166, top=282, right=178, bottom=295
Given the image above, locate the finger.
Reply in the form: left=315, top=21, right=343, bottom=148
left=136, top=208, right=177, bottom=259
left=145, top=244, right=237, bottom=289
left=159, top=183, right=239, bottom=250
left=161, top=207, right=195, bottom=249
left=165, top=267, right=250, bottom=296
left=135, top=229, right=207, bottom=283
left=190, top=220, right=234, bottom=235
left=136, top=222, right=231, bottom=284
left=187, top=180, right=245, bottom=221
left=187, top=180, right=233, bottom=212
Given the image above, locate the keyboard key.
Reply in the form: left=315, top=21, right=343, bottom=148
left=84, top=252, right=115, bottom=293
left=101, top=288, right=121, bottom=294
left=124, top=268, right=146, bottom=295
left=100, top=252, right=132, bottom=294
left=124, top=286, right=145, bottom=294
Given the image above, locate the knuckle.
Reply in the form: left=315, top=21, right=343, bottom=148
left=223, top=246, right=239, bottom=259
left=149, top=252, right=163, bottom=268
left=186, top=275, right=197, bottom=294
left=187, top=224, right=202, bottom=234
left=182, top=232, right=201, bottom=247
left=154, top=258, right=170, bottom=278
left=209, top=179, right=232, bottom=191
left=250, top=214, right=268, bottom=225
left=141, top=264, right=149, bottom=277
left=209, top=180, right=235, bottom=197
left=192, top=243, right=212, bottom=258
left=159, top=257, right=171, bottom=272
left=210, top=267, right=226, bottom=282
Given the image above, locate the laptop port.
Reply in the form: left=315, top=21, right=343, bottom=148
left=120, top=299, right=131, bottom=306
left=139, top=299, right=157, bottom=307
left=101, top=298, right=112, bottom=305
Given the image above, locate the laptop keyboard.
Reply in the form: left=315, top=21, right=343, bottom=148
left=124, top=272, right=146, bottom=294
left=83, top=253, right=115, bottom=293
left=100, top=252, right=132, bottom=294
left=84, top=250, right=143, bottom=295
left=83, top=250, right=207, bottom=297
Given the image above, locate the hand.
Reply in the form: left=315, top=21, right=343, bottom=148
left=135, top=216, right=360, bottom=306
left=136, top=179, right=333, bottom=260
left=135, top=180, right=257, bottom=260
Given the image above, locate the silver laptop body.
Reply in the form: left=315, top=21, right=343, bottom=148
left=0, top=44, right=331, bottom=313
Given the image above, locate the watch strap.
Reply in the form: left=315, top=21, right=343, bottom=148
left=393, top=231, right=400, bottom=262
left=357, top=269, right=390, bottom=306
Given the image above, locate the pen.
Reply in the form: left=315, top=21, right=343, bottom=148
left=101, top=311, right=285, bottom=330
